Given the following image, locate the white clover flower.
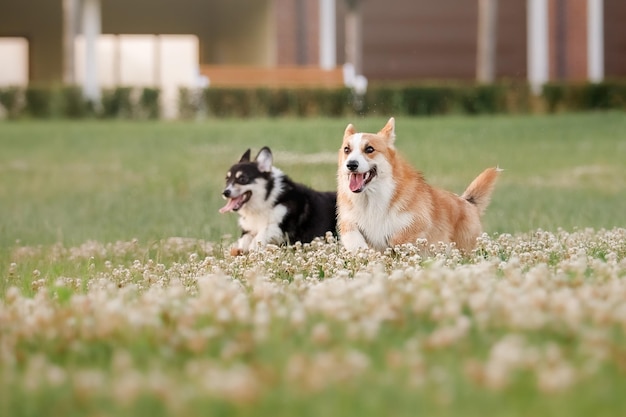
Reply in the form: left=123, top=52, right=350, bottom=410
left=4, top=227, right=626, bottom=406
left=536, top=362, right=577, bottom=393
left=310, top=322, right=331, bottom=345
left=4, top=286, right=21, bottom=304
left=112, top=369, right=143, bottom=406
left=72, top=369, right=106, bottom=399
left=45, top=363, right=67, bottom=387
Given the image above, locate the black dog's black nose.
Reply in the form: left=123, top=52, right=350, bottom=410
left=223, top=189, right=231, bottom=197
left=346, top=160, right=359, bottom=172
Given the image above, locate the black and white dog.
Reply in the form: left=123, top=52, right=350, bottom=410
left=219, top=147, right=337, bottom=255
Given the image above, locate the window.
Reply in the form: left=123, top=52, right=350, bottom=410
left=0, top=37, right=29, bottom=86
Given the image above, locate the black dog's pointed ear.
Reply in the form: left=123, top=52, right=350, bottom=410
left=239, top=149, right=252, bottom=163
left=255, top=147, right=273, bottom=173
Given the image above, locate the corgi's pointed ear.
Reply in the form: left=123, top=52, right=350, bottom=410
left=344, top=123, right=356, bottom=139
left=378, top=117, right=396, bottom=144
left=255, top=147, right=273, bottom=173
left=239, top=149, right=251, bottom=163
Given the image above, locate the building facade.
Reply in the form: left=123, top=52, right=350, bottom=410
left=0, top=0, right=624, bottom=92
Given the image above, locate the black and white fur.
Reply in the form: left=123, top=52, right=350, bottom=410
left=219, top=147, right=337, bottom=255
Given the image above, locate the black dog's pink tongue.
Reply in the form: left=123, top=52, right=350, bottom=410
left=349, top=173, right=365, bottom=192
left=219, top=198, right=239, bottom=213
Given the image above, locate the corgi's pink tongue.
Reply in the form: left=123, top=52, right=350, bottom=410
left=349, top=173, right=366, bottom=192
left=219, top=197, right=241, bottom=213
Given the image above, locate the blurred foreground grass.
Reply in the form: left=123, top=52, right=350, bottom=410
left=2, top=229, right=626, bottom=417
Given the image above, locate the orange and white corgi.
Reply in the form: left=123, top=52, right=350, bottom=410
left=337, top=117, right=500, bottom=253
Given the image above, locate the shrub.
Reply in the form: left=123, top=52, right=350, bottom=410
left=318, top=88, right=351, bottom=117
left=2, top=80, right=624, bottom=120
left=204, top=88, right=257, bottom=117
left=253, top=88, right=292, bottom=117
left=607, top=81, right=626, bottom=109
left=0, top=86, right=23, bottom=119
left=59, top=85, right=91, bottom=118
left=101, top=87, right=134, bottom=118
left=24, top=85, right=54, bottom=118
left=580, top=83, right=612, bottom=109
left=361, top=85, right=404, bottom=116
left=402, top=86, right=455, bottom=116
left=542, top=81, right=626, bottom=112
left=290, top=88, right=351, bottom=117
left=500, top=81, right=532, bottom=114
left=202, top=88, right=351, bottom=118
left=458, top=85, right=505, bottom=114
left=542, top=83, right=565, bottom=113
left=138, top=87, right=161, bottom=119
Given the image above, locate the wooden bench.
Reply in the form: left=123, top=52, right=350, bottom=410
left=199, top=65, right=345, bottom=89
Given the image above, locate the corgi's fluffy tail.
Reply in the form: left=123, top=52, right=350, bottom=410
left=461, top=167, right=502, bottom=215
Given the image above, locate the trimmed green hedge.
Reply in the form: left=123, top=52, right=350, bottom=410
left=198, top=88, right=352, bottom=118
left=0, top=86, right=22, bottom=119
left=360, top=84, right=510, bottom=116
left=542, top=81, right=626, bottom=113
left=165, top=80, right=626, bottom=118
left=100, top=87, right=161, bottom=119
left=0, top=86, right=161, bottom=120
left=1, top=81, right=625, bottom=120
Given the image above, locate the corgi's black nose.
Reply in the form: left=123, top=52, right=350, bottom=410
left=346, top=160, right=359, bottom=172
left=223, top=189, right=231, bottom=197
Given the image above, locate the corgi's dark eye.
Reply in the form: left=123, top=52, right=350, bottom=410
left=343, top=146, right=350, bottom=154
left=237, top=175, right=248, bottom=184
left=365, top=145, right=375, bottom=154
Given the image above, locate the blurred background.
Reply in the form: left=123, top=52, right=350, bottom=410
left=1, top=0, right=625, bottom=119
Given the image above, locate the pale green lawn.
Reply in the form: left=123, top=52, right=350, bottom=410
left=1, top=112, right=625, bottom=249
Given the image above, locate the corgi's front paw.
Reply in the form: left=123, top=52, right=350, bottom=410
left=340, top=230, right=369, bottom=252
left=230, top=247, right=246, bottom=256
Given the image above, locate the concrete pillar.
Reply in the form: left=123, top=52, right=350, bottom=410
left=319, top=0, right=336, bottom=70
left=527, top=0, right=549, bottom=94
left=82, top=0, right=101, bottom=102
left=476, top=0, right=498, bottom=83
left=345, top=0, right=362, bottom=76
left=587, top=0, right=604, bottom=82
left=62, top=0, right=78, bottom=84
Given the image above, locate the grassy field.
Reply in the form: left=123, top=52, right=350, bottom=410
left=1, top=113, right=626, bottom=417
left=1, top=112, right=625, bottom=247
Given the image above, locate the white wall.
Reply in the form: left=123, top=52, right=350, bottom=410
left=0, top=38, right=29, bottom=86
left=74, top=34, right=199, bottom=118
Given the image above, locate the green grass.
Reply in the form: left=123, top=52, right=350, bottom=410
left=1, top=112, right=625, bottom=249
left=1, top=113, right=626, bottom=417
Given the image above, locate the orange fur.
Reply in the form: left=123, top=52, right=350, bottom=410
left=337, top=117, right=500, bottom=253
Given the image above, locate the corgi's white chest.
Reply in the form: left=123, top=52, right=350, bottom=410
left=344, top=177, right=412, bottom=250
